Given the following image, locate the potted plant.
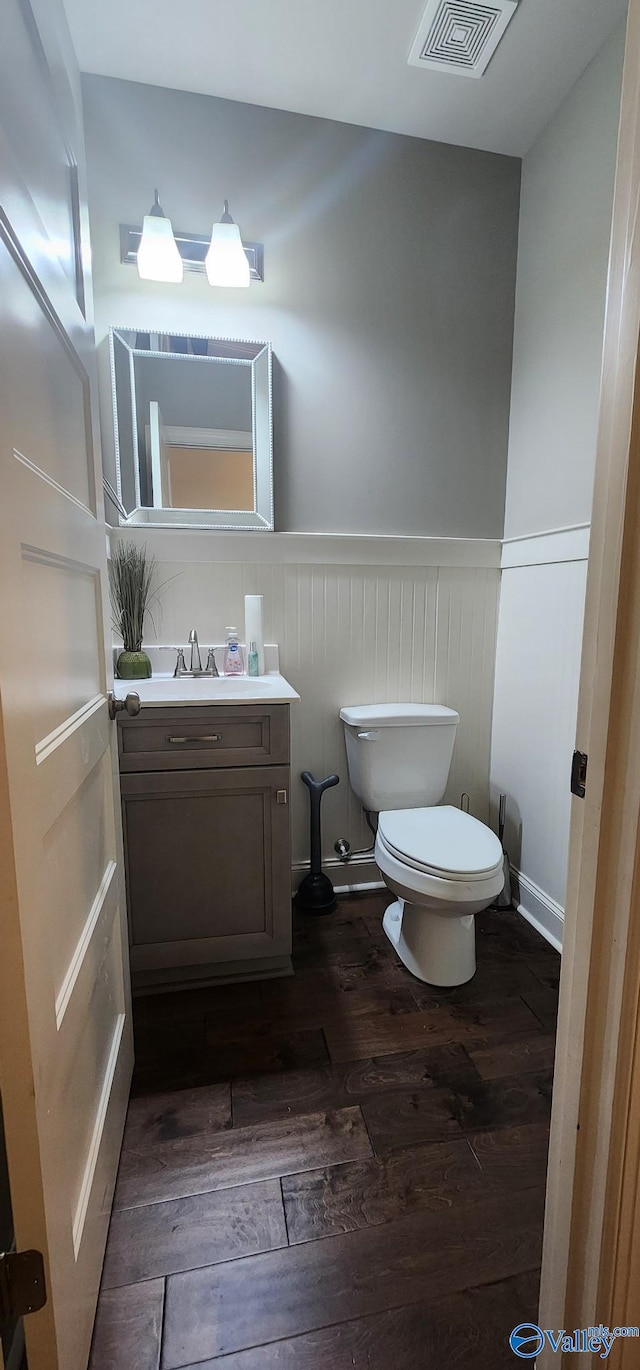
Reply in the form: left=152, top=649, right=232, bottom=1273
left=109, top=541, right=158, bottom=679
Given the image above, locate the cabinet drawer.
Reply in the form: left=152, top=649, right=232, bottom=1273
left=118, top=704, right=290, bottom=771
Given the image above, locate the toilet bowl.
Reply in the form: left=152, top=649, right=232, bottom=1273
left=375, top=805, right=504, bottom=985
left=339, top=703, right=505, bottom=986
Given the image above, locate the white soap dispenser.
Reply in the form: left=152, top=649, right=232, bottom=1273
left=223, top=626, right=244, bottom=676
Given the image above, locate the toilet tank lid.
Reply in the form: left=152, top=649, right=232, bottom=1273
left=339, top=703, right=459, bottom=728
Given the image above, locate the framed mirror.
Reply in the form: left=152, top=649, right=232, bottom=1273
left=109, top=328, right=273, bottom=529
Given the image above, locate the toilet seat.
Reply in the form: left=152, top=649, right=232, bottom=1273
left=375, top=827, right=505, bottom=911
left=377, top=805, right=503, bottom=882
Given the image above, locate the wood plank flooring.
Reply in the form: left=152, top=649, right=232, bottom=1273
left=89, top=894, right=559, bottom=1369
left=114, top=1107, right=372, bottom=1210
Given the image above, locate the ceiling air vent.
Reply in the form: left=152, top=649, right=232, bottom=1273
left=408, top=0, right=518, bottom=78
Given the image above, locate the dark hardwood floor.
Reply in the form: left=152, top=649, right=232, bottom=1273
left=89, top=893, right=559, bottom=1369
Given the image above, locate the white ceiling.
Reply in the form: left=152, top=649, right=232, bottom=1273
left=63, top=0, right=627, bottom=157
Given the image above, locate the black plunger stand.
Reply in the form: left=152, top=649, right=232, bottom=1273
left=294, top=771, right=340, bottom=915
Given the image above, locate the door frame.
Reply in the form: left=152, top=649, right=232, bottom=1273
left=538, top=0, right=640, bottom=1360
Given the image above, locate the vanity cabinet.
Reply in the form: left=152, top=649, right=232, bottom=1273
left=118, top=704, right=292, bottom=990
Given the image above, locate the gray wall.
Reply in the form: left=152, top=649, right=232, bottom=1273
left=83, top=75, right=520, bottom=536
left=491, top=21, right=625, bottom=943
left=503, top=22, right=625, bottom=538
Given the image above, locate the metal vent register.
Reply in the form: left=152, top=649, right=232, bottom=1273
left=408, top=0, right=518, bottom=78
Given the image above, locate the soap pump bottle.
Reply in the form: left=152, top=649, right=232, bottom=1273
left=223, top=626, right=244, bottom=676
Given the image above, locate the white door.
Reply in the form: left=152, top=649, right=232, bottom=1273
left=148, top=399, right=172, bottom=506
left=0, top=2, right=133, bottom=1368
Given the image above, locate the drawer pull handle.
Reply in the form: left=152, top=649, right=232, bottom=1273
left=166, top=734, right=222, bottom=744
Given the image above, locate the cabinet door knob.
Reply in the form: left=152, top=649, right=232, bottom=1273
left=108, top=691, right=141, bottom=721
left=276, top=789, right=288, bottom=805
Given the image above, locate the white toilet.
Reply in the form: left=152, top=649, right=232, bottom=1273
left=339, top=703, right=504, bottom=987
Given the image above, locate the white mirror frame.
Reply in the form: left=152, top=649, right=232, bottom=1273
left=109, top=327, right=274, bottom=530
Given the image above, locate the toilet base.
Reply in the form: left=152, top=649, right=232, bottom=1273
left=383, top=898, right=476, bottom=987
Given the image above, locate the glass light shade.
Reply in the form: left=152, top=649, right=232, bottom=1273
left=137, top=213, right=183, bottom=283
left=205, top=220, right=251, bottom=288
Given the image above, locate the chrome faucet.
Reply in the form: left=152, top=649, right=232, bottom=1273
left=188, top=627, right=202, bottom=673
left=173, top=630, right=220, bottom=678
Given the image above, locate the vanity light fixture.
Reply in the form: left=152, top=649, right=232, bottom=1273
left=136, top=189, right=183, bottom=284
left=205, top=200, right=251, bottom=288
left=121, top=201, right=263, bottom=283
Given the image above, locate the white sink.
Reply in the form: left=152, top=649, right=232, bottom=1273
left=152, top=673, right=272, bottom=688
left=116, top=671, right=299, bottom=706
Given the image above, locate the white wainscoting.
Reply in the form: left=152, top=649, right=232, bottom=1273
left=491, top=525, right=590, bottom=950
left=114, top=531, right=501, bottom=882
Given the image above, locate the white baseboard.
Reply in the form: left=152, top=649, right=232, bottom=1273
left=292, top=858, right=566, bottom=943
left=513, top=868, right=564, bottom=952
left=291, top=852, right=384, bottom=896
left=333, top=876, right=386, bottom=895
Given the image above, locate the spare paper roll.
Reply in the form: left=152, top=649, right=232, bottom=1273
left=244, top=595, right=265, bottom=675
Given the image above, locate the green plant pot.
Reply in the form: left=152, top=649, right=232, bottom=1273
left=116, top=649, right=152, bottom=680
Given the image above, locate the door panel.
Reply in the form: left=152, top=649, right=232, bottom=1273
left=24, top=555, right=103, bottom=745
left=0, top=257, right=93, bottom=507
left=0, top=0, right=84, bottom=307
left=44, top=757, right=113, bottom=997
left=0, top=2, right=132, bottom=1368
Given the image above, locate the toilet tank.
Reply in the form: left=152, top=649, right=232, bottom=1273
left=339, top=703, right=459, bottom=812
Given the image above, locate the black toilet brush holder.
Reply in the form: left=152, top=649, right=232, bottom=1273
left=294, top=770, right=340, bottom=915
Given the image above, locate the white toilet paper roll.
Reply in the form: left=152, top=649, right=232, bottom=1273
left=244, top=594, right=265, bottom=675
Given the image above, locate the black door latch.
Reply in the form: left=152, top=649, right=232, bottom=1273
left=571, top=750, right=588, bottom=799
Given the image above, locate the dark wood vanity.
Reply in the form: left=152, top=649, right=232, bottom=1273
left=118, top=703, right=293, bottom=990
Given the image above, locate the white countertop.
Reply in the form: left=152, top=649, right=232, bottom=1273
left=112, top=643, right=299, bottom=707
left=119, top=671, right=300, bottom=707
